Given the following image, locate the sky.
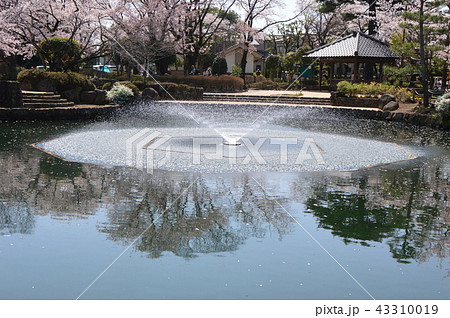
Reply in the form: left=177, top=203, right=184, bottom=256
left=251, top=0, right=303, bottom=31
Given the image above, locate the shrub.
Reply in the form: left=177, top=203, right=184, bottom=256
left=106, top=84, right=134, bottom=105
left=245, top=75, right=256, bottom=83
left=336, top=81, right=413, bottom=101
left=155, top=75, right=244, bottom=92
left=147, top=82, right=201, bottom=100
left=212, top=57, right=228, bottom=75
left=17, top=69, right=95, bottom=92
left=80, top=69, right=147, bottom=82
left=112, top=73, right=145, bottom=82
left=38, top=37, right=82, bottom=71
left=231, top=65, right=243, bottom=77
left=336, top=81, right=356, bottom=97
left=102, top=82, right=113, bottom=91
left=435, top=93, right=450, bottom=116
left=247, top=80, right=281, bottom=90
left=116, top=81, right=140, bottom=96
left=131, top=80, right=158, bottom=90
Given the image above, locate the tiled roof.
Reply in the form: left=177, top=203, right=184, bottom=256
left=306, top=31, right=399, bottom=59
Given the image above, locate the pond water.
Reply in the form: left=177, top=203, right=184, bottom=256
left=0, top=102, right=449, bottom=299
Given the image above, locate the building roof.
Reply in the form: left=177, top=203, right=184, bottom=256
left=220, top=44, right=263, bottom=59
left=306, top=31, right=399, bottom=59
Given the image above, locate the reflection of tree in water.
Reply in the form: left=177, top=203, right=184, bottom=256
left=304, top=163, right=450, bottom=264
left=305, top=189, right=408, bottom=244
left=0, top=203, right=34, bottom=235
left=99, top=175, right=293, bottom=258
left=0, top=134, right=448, bottom=263
left=0, top=147, right=293, bottom=257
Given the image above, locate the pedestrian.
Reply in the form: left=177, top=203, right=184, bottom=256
left=189, top=65, right=196, bottom=75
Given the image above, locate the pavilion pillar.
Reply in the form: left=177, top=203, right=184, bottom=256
left=330, top=62, right=335, bottom=80
left=353, top=62, right=359, bottom=82
left=379, top=63, right=384, bottom=82
left=319, top=61, right=323, bottom=90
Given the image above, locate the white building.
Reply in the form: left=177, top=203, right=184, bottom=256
left=220, top=44, right=264, bottom=74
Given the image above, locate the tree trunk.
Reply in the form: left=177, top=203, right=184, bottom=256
left=365, top=0, right=377, bottom=81
left=368, top=0, right=377, bottom=36
left=442, top=66, right=448, bottom=90
left=126, top=64, right=131, bottom=81
left=419, top=0, right=429, bottom=107
left=6, top=56, right=17, bottom=80
left=184, top=49, right=200, bottom=76
left=240, top=47, right=249, bottom=89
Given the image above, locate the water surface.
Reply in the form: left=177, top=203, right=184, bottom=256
left=0, top=102, right=449, bottom=299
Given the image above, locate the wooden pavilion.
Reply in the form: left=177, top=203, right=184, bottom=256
left=305, top=31, right=399, bottom=90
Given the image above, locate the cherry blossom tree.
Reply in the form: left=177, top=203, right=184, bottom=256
left=96, top=0, right=183, bottom=76
left=298, top=3, right=347, bottom=48
left=235, top=0, right=312, bottom=85
left=180, top=0, right=238, bottom=74
left=0, top=0, right=106, bottom=70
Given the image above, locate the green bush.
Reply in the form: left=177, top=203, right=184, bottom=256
left=106, top=83, right=134, bottom=105
left=155, top=75, right=244, bottom=92
left=147, top=82, right=200, bottom=100
left=116, top=81, right=140, bottom=96
left=248, top=80, right=282, bottom=90
left=102, top=82, right=113, bottom=91
left=336, top=81, right=357, bottom=97
left=212, top=57, right=228, bottom=75
left=336, top=81, right=413, bottom=101
left=17, top=69, right=95, bottom=92
left=231, top=65, right=243, bottom=77
left=131, top=80, right=159, bottom=91
left=38, top=37, right=82, bottom=71
left=80, top=69, right=147, bottom=82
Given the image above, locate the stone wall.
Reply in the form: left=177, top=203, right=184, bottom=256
left=0, top=104, right=119, bottom=120
left=330, top=93, right=379, bottom=108
left=0, top=81, right=23, bottom=108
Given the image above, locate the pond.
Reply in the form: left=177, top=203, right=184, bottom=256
left=0, top=101, right=449, bottom=299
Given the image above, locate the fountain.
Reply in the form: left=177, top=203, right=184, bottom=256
left=33, top=102, right=425, bottom=173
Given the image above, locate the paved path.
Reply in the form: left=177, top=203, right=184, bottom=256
left=204, top=89, right=331, bottom=99
left=158, top=100, right=382, bottom=112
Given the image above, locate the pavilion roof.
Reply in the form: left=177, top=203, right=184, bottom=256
left=306, top=31, right=399, bottom=59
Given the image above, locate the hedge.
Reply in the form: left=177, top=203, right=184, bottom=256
left=80, top=69, right=147, bottom=82
left=247, top=80, right=291, bottom=90
left=17, top=69, right=95, bottom=92
left=80, top=69, right=244, bottom=92
left=337, top=81, right=413, bottom=101
left=155, top=75, right=244, bottom=92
